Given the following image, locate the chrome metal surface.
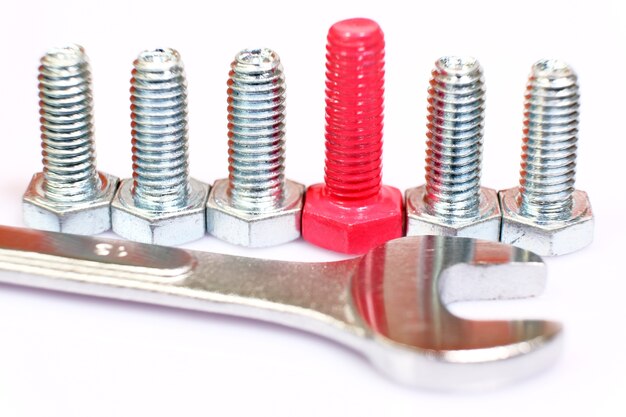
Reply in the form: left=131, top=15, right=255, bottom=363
left=0, top=225, right=560, bottom=390
left=207, top=178, right=303, bottom=247
left=23, top=44, right=119, bottom=235
left=406, top=186, right=501, bottom=240
left=206, top=48, right=304, bottom=247
left=499, top=59, right=593, bottom=256
left=111, top=48, right=208, bottom=245
left=406, top=57, right=501, bottom=240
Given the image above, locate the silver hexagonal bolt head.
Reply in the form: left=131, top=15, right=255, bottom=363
left=207, top=179, right=304, bottom=247
left=499, top=188, right=593, bottom=256
left=24, top=172, right=118, bottom=235
left=499, top=59, right=594, bottom=256
left=405, top=56, right=501, bottom=240
left=206, top=48, right=303, bottom=247
left=406, top=186, right=501, bottom=240
left=112, top=178, right=208, bottom=246
left=23, top=44, right=119, bottom=235
left=111, top=48, right=208, bottom=246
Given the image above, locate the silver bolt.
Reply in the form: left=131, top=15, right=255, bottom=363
left=206, top=48, right=304, bottom=247
left=23, top=44, right=119, bottom=235
left=499, top=59, right=593, bottom=256
left=405, top=56, right=501, bottom=239
left=112, top=48, right=208, bottom=245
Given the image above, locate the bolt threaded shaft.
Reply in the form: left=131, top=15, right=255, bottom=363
left=130, top=48, right=191, bottom=211
left=323, top=18, right=385, bottom=202
left=227, top=48, right=286, bottom=211
left=424, top=56, right=486, bottom=220
left=39, top=44, right=101, bottom=203
left=518, top=59, right=579, bottom=221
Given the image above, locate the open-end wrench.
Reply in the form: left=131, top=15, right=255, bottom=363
left=0, top=225, right=561, bottom=390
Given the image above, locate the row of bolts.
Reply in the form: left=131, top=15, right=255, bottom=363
left=23, top=18, right=592, bottom=256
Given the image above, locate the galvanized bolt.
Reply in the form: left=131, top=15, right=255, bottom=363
left=111, top=48, right=209, bottom=245
left=206, top=48, right=304, bottom=247
left=405, top=56, right=501, bottom=240
left=23, top=44, right=119, bottom=235
left=301, top=18, right=404, bottom=255
left=499, top=59, right=593, bottom=256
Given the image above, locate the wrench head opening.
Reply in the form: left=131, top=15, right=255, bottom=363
left=350, top=235, right=562, bottom=390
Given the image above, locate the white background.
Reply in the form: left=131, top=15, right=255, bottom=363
left=0, top=0, right=624, bottom=415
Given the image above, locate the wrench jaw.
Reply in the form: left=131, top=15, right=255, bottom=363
left=349, top=235, right=564, bottom=390
left=365, top=324, right=563, bottom=391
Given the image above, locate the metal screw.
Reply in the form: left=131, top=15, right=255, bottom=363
left=499, top=59, right=593, bottom=256
left=23, top=44, right=119, bottom=235
left=111, top=48, right=208, bottom=245
left=206, top=48, right=304, bottom=247
left=301, top=18, right=403, bottom=255
left=405, top=56, right=501, bottom=240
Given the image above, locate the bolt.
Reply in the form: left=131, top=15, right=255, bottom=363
left=405, top=56, right=501, bottom=240
left=206, top=48, right=304, bottom=247
left=111, top=48, right=209, bottom=245
left=23, top=44, right=119, bottom=235
left=499, top=59, right=593, bottom=256
left=301, top=18, right=403, bottom=255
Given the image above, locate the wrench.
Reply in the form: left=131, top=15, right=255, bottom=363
left=0, top=225, right=561, bottom=390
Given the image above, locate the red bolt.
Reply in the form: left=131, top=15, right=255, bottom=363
left=302, top=18, right=404, bottom=254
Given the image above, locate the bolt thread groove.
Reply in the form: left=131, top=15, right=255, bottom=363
left=323, top=18, right=385, bottom=201
left=39, top=45, right=101, bottom=203
left=424, top=57, right=485, bottom=219
left=130, top=48, right=191, bottom=211
left=227, top=48, right=286, bottom=211
left=518, top=59, right=579, bottom=221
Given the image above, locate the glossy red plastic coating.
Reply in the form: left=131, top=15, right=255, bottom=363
left=302, top=18, right=403, bottom=254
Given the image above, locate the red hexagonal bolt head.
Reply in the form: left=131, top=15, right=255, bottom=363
left=302, top=18, right=404, bottom=254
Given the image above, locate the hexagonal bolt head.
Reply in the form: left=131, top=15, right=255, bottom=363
left=23, top=172, right=119, bottom=235
left=206, top=179, right=304, bottom=248
left=405, top=186, right=501, bottom=241
left=111, top=178, right=209, bottom=246
left=302, top=184, right=404, bottom=255
left=499, top=188, right=594, bottom=256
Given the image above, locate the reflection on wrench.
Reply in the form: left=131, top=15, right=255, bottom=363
left=0, top=225, right=561, bottom=390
